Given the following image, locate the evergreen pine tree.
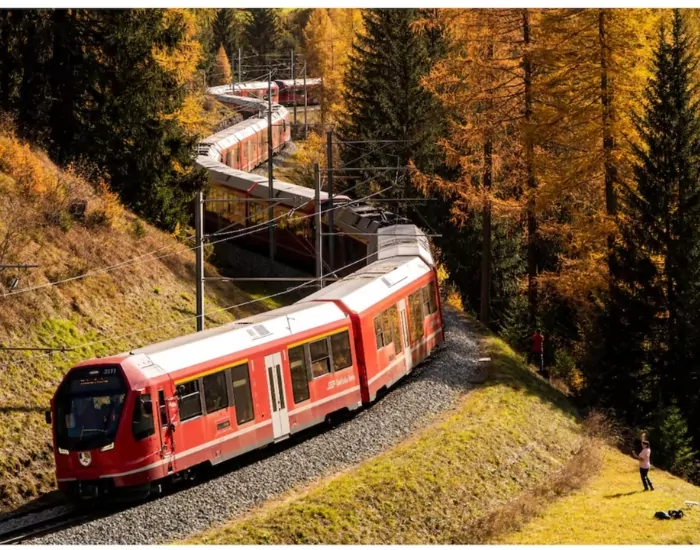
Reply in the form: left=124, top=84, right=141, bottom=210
left=212, top=8, right=239, bottom=61
left=649, top=402, right=697, bottom=478
left=599, top=10, right=700, bottom=434
left=244, top=9, right=280, bottom=58
left=90, top=9, right=205, bottom=229
left=339, top=9, right=444, bottom=203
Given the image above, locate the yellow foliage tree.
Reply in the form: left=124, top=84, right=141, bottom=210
left=211, top=45, right=233, bottom=87
left=154, top=9, right=219, bottom=139
left=303, top=9, right=363, bottom=125
left=534, top=8, right=659, bottom=309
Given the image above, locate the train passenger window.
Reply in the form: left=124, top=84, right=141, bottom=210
left=374, top=316, right=385, bottom=350
left=231, top=363, right=254, bottom=424
left=178, top=380, right=202, bottom=422
left=388, top=306, right=403, bottom=354
left=423, top=282, right=438, bottom=315
left=289, top=345, right=310, bottom=403
left=203, top=370, right=228, bottom=414
left=132, top=393, right=155, bottom=441
left=250, top=202, right=266, bottom=225
left=382, top=310, right=393, bottom=349
left=427, top=281, right=438, bottom=314
left=309, top=338, right=331, bottom=378
left=158, top=390, right=167, bottom=427
left=330, top=331, right=352, bottom=371
left=408, top=290, right=425, bottom=343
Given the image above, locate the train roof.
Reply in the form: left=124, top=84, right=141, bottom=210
left=200, top=157, right=350, bottom=206
left=129, top=301, right=347, bottom=378
left=300, top=255, right=432, bottom=314
left=275, top=78, right=322, bottom=88
left=198, top=106, right=288, bottom=160
left=376, top=225, right=434, bottom=267
left=231, top=81, right=279, bottom=92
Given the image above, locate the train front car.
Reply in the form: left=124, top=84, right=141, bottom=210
left=47, top=356, right=160, bottom=501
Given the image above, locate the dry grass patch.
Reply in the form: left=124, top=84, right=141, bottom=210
left=499, top=446, right=700, bottom=544
left=183, top=314, right=586, bottom=545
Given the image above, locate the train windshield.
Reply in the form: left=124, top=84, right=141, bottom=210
left=55, top=365, right=127, bottom=451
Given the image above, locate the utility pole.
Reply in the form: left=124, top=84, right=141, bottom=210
left=291, top=49, right=297, bottom=128
left=195, top=191, right=205, bottom=332
left=314, top=163, right=323, bottom=288
left=303, top=63, right=308, bottom=140
left=238, top=48, right=242, bottom=83
left=267, top=72, right=275, bottom=261
left=327, top=129, right=334, bottom=272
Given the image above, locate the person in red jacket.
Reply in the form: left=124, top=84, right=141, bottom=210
left=530, top=329, right=544, bottom=374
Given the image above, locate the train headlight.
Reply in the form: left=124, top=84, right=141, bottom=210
left=78, top=451, right=92, bottom=467
left=58, top=447, right=69, bottom=455
left=100, top=442, right=115, bottom=452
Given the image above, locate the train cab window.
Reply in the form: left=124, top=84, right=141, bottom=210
left=309, top=338, right=331, bottom=378
left=158, top=390, right=167, bottom=427
left=231, top=363, right=254, bottom=424
left=330, top=331, right=352, bottom=371
left=178, top=380, right=203, bottom=422
left=289, top=345, right=310, bottom=403
left=203, top=370, right=228, bottom=414
left=132, top=393, right=155, bottom=441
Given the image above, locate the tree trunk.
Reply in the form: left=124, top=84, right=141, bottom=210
left=480, top=39, right=494, bottom=326
left=599, top=10, right=617, bottom=252
left=523, top=8, right=538, bottom=330
left=481, top=137, right=492, bottom=326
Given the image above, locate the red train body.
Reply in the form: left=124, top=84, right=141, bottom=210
left=47, top=241, right=444, bottom=500
left=275, top=78, right=322, bottom=106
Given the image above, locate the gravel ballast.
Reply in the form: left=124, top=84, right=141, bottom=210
left=33, top=308, right=480, bottom=545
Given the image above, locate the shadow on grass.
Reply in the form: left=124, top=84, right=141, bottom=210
left=604, top=491, right=640, bottom=499
left=0, top=405, right=46, bottom=414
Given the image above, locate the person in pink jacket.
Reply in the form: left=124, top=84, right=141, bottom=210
left=633, top=440, right=654, bottom=491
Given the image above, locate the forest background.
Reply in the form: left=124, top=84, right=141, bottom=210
left=2, top=7, right=700, bottom=483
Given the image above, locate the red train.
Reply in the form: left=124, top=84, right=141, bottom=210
left=46, top=230, right=444, bottom=500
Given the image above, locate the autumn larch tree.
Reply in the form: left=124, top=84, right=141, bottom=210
left=211, top=45, right=232, bottom=86
left=418, top=9, right=539, bottom=328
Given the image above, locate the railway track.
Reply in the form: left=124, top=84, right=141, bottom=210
left=0, top=506, right=108, bottom=544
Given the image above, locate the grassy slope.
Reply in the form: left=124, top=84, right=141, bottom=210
left=500, top=447, right=700, bottom=544
left=0, top=132, right=291, bottom=511
left=183, top=312, right=586, bottom=544
left=183, top=310, right=700, bottom=545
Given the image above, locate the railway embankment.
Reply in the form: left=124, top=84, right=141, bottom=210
left=179, top=308, right=588, bottom=544
left=0, top=129, right=286, bottom=513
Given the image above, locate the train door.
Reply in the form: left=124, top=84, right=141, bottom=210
left=264, top=352, right=290, bottom=440
left=398, top=299, right=413, bottom=371
left=157, top=388, right=176, bottom=473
